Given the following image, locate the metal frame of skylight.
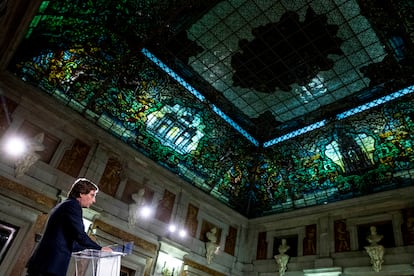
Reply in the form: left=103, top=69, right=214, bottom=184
left=142, top=48, right=259, bottom=146
left=264, top=84, right=414, bottom=147
left=142, top=48, right=414, bottom=149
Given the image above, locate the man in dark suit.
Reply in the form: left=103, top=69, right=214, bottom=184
left=27, top=178, right=112, bottom=276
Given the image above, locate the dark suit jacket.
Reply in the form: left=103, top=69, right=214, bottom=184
left=27, top=198, right=101, bottom=275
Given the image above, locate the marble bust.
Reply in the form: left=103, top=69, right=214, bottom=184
left=205, top=227, right=219, bottom=264
left=274, top=239, right=290, bottom=276
left=365, top=226, right=384, bottom=272
left=128, top=188, right=145, bottom=226
left=367, top=225, right=383, bottom=246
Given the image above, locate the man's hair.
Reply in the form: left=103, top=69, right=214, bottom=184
left=67, top=178, right=99, bottom=198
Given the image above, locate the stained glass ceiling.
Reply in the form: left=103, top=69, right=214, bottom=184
left=8, top=0, right=414, bottom=217
left=187, top=0, right=384, bottom=122
left=146, top=0, right=412, bottom=142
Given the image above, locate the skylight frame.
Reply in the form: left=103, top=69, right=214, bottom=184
left=142, top=48, right=414, bottom=148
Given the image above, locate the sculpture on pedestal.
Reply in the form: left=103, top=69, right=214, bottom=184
left=364, top=226, right=384, bottom=272
left=15, top=133, right=45, bottom=177
left=205, top=227, right=219, bottom=264
left=274, top=238, right=290, bottom=276
left=128, top=188, right=145, bottom=227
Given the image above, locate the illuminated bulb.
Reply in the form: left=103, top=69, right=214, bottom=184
left=140, top=206, right=152, bottom=218
left=168, top=224, right=176, bottom=233
left=178, top=229, right=187, bottom=238
left=4, top=136, right=27, bottom=157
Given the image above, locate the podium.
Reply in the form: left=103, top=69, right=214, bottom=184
left=72, top=249, right=125, bottom=276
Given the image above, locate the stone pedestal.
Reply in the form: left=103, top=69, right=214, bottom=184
left=365, top=245, right=384, bottom=272
left=274, top=253, right=289, bottom=276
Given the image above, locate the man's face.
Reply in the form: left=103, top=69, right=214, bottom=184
left=78, top=190, right=97, bottom=208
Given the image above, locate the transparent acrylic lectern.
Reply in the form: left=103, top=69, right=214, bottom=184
left=72, top=249, right=126, bottom=276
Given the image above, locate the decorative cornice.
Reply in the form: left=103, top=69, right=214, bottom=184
left=0, top=175, right=56, bottom=209
left=183, top=258, right=226, bottom=276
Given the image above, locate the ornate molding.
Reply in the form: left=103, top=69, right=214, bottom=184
left=0, top=175, right=56, bottom=209
left=183, top=258, right=226, bottom=276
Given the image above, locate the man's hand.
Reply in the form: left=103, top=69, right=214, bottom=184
left=101, top=246, right=113, bottom=252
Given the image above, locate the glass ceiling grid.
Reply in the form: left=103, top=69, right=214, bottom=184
left=183, top=0, right=391, bottom=143
left=299, top=87, right=327, bottom=108
left=192, top=2, right=376, bottom=120
left=238, top=3, right=260, bottom=22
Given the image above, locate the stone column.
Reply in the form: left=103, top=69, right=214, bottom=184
left=348, top=225, right=358, bottom=251
left=318, top=217, right=330, bottom=257
left=392, top=211, right=404, bottom=246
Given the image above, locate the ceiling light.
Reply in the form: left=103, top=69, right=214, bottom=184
left=178, top=229, right=187, bottom=238
left=168, top=224, right=176, bottom=233
left=3, top=136, right=27, bottom=157
left=140, top=206, right=153, bottom=218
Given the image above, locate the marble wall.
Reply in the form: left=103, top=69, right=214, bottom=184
left=0, top=75, right=247, bottom=275
left=0, top=76, right=414, bottom=275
